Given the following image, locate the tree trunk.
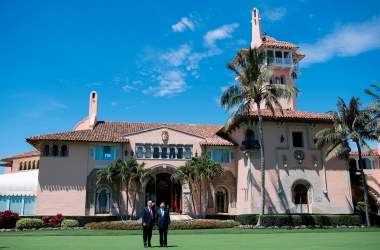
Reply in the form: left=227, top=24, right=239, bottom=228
left=355, top=141, right=371, bottom=226
left=199, top=177, right=202, bottom=217
left=189, top=181, right=196, bottom=216
left=125, top=181, right=130, bottom=220
left=256, top=104, right=266, bottom=226
left=131, top=191, right=137, bottom=219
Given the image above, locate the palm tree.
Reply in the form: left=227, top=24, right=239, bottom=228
left=203, top=156, right=224, bottom=215
left=131, top=163, right=151, bottom=218
left=364, top=84, right=380, bottom=116
left=220, top=48, right=298, bottom=225
left=314, top=97, right=377, bottom=226
left=172, top=163, right=197, bottom=215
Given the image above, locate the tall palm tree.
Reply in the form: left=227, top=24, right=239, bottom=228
left=220, top=48, right=298, bottom=225
left=172, top=163, right=197, bottom=215
left=315, top=97, right=377, bottom=226
left=131, top=163, right=151, bottom=218
left=364, top=84, right=380, bottom=116
left=203, top=156, right=224, bottom=215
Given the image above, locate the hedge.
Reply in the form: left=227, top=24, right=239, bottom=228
left=16, top=218, right=44, bottom=230
left=85, top=220, right=239, bottom=230
left=61, top=219, right=80, bottom=228
left=20, top=216, right=119, bottom=227
left=208, top=214, right=364, bottom=227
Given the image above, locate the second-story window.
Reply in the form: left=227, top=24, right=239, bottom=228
left=292, top=132, right=304, bottom=148
left=61, top=145, right=68, bottom=157
left=153, top=146, right=160, bottom=159
left=161, top=147, right=168, bottom=159
left=185, top=146, right=192, bottom=159
left=145, top=145, right=151, bottom=158
left=169, top=146, right=176, bottom=159
left=42, top=145, right=50, bottom=157
left=177, top=146, right=183, bottom=159
left=103, top=146, right=112, bottom=160
left=52, top=145, right=59, bottom=157
left=136, top=146, right=144, bottom=159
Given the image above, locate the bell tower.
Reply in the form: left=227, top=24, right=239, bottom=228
left=74, top=91, right=98, bottom=131
left=251, top=8, right=262, bottom=48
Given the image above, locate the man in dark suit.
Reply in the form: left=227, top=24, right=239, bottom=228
left=156, top=202, right=171, bottom=247
left=141, top=200, right=154, bottom=248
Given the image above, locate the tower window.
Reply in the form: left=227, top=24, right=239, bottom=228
left=292, top=132, right=304, bottom=147
left=52, top=145, right=59, bottom=157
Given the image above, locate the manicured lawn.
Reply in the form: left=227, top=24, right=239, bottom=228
left=1, top=228, right=380, bottom=250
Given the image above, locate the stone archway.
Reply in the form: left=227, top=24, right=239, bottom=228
left=144, top=165, right=182, bottom=213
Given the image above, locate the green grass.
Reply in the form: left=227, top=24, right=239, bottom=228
left=1, top=228, right=380, bottom=250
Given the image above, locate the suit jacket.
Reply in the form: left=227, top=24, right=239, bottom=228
left=141, top=206, right=154, bottom=228
left=156, top=208, right=170, bottom=228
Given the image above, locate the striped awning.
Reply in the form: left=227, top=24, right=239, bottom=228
left=0, top=170, right=38, bottom=196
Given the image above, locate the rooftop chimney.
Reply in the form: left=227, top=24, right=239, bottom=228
left=251, top=8, right=262, bottom=48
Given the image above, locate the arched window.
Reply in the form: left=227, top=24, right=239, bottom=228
left=52, top=145, right=59, bottom=157
left=28, top=161, right=32, bottom=170
left=280, top=76, right=286, bottom=84
left=42, top=145, right=50, bottom=157
left=95, top=188, right=111, bottom=214
left=216, top=187, right=228, bottom=213
left=19, top=162, right=24, bottom=171
left=37, top=160, right=40, bottom=169
left=32, top=161, right=36, bottom=169
left=61, top=145, right=68, bottom=157
left=293, top=184, right=308, bottom=205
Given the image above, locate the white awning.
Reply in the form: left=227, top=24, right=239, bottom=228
left=0, top=170, right=38, bottom=196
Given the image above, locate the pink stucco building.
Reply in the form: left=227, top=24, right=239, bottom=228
left=1, top=8, right=377, bottom=217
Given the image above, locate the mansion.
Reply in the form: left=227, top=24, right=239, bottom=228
left=1, top=8, right=379, bottom=217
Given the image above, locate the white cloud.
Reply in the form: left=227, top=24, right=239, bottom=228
left=301, top=16, right=380, bottom=66
left=204, top=23, right=239, bottom=47
left=159, top=44, right=192, bottom=67
left=122, top=84, right=137, bottom=93
left=263, top=7, right=287, bottom=22
left=172, top=17, right=195, bottom=32
left=26, top=101, right=67, bottom=119
left=143, top=70, right=187, bottom=97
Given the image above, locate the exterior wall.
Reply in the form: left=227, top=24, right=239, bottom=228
left=10, top=156, right=40, bottom=173
left=229, top=121, right=353, bottom=215
left=36, top=143, right=90, bottom=215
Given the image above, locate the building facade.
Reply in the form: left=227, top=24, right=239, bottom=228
left=1, top=8, right=372, bottom=217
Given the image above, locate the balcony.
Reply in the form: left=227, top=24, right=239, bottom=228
left=270, top=57, right=292, bottom=67
left=240, top=140, right=260, bottom=151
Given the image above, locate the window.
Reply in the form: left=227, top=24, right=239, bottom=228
left=52, top=145, right=59, bottom=157
left=19, top=162, right=23, bottom=171
left=32, top=161, right=36, bottom=169
left=208, top=149, right=231, bottom=163
left=185, top=146, right=192, bottom=159
left=95, top=188, right=111, bottom=214
left=292, top=132, right=304, bottom=147
left=275, top=51, right=282, bottom=58
left=28, top=162, right=31, bottom=170
left=42, top=145, right=50, bottom=157
left=360, top=158, right=373, bottom=170
left=280, top=76, right=286, bottom=84
left=145, top=145, right=151, bottom=158
left=161, top=147, right=168, bottom=159
left=153, top=146, right=160, bottom=159
left=61, top=145, right=68, bottom=157
left=136, top=146, right=144, bottom=159
left=267, top=50, right=274, bottom=63
left=294, top=184, right=308, bottom=205
left=177, top=146, right=183, bottom=159
left=103, top=146, right=112, bottom=160
left=169, top=146, right=176, bottom=159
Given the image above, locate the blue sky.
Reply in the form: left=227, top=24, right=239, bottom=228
left=1, top=0, right=379, bottom=173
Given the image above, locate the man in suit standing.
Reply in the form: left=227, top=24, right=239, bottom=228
left=156, top=202, right=170, bottom=247
left=141, top=200, right=154, bottom=248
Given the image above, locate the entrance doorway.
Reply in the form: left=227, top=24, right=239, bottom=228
left=145, top=173, right=182, bottom=212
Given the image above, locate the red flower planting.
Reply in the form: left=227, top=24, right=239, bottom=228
left=42, top=214, right=64, bottom=227
left=0, top=210, right=19, bottom=229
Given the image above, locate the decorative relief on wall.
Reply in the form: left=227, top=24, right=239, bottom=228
left=161, top=129, right=169, bottom=144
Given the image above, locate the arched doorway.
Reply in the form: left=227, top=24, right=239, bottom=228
left=145, top=172, right=182, bottom=213
left=215, top=187, right=228, bottom=213
left=292, top=181, right=310, bottom=213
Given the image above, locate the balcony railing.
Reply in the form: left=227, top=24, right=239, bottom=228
left=267, top=57, right=293, bottom=67
left=240, top=140, right=260, bottom=151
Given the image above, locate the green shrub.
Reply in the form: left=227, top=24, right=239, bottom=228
left=84, top=220, right=239, bottom=230
left=235, top=214, right=258, bottom=225
left=16, top=218, right=44, bottom=230
left=21, top=215, right=119, bottom=227
left=61, top=219, right=79, bottom=228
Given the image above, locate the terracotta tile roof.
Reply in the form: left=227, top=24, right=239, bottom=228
left=241, top=109, right=333, bottom=123
left=27, top=121, right=236, bottom=146
left=261, top=35, right=298, bottom=49
left=1, top=150, right=40, bottom=162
